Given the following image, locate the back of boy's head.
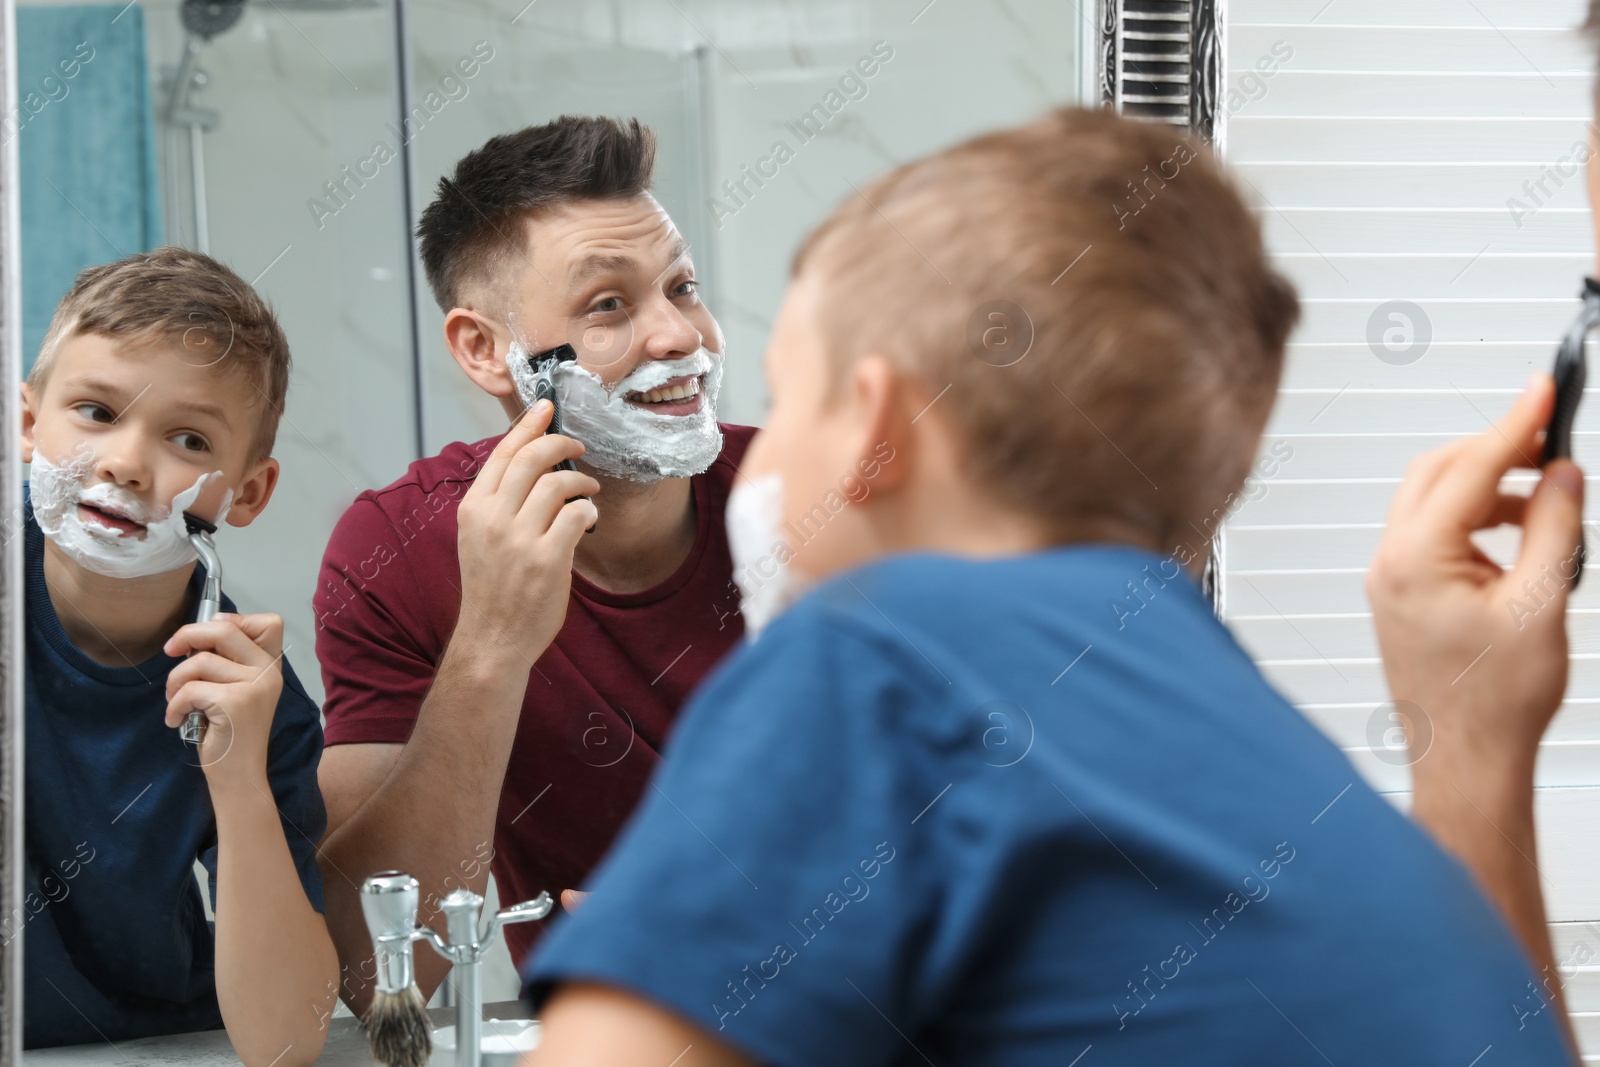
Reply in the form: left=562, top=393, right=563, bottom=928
left=30, top=246, right=291, bottom=462
left=792, top=106, right=1299, bottom=556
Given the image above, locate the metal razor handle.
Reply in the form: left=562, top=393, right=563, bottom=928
left=180, top=527, right=224, bottom=745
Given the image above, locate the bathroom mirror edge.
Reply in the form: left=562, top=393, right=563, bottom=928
left=1, top=0, right=25, bottom=1054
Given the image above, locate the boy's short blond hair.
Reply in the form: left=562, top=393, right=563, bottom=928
left=29, top=247, right=291, bottom=461
left=792, top=107, right=1299, bottom=557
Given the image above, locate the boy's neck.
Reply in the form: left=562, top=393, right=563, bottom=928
left=40, top=537, right=196, bottom=668
left=572, top=470, right=697, bottom=594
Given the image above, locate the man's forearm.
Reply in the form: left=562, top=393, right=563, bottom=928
left=320, top=631, right=531, bottom=1013
left=1411, top=757, right=1577, bottom=1059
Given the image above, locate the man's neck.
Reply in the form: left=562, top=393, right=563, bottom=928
left=571, top=468, right=698, bottom=594
left=40, top=538, right=195, bottom=668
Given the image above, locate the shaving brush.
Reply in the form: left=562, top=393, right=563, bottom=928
left=360, top=872, right=433, bottom=1067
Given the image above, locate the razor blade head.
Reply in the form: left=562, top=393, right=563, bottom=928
left=182, top=511, right=217, bottom=536
left=531, top=343, right=577, bottom=371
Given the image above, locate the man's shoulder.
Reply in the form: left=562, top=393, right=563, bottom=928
left=361, top=434, right=504, bottom=514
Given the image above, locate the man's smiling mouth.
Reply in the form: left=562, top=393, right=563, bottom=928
left=626, top=374, right=703, bottom=415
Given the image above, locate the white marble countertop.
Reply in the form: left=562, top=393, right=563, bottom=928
left=23, top=1000, right=536, bottom=1066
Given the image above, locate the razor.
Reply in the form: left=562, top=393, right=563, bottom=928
left=527, top=342, right=579, bottom=474
left=179, top=512, right=222, bottom=745
left=1543, top=277, right=1598, bottom=589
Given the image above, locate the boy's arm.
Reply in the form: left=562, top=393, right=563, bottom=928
left=523, top=983, right=753, bottom=1067
left=165, top=613, right=340, bottom=1067
left=1367, top=375, right=1581, bottom=1061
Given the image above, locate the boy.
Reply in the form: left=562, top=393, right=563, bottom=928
left=510, top=109, right=1574, bottom=1064
left=18, top=247, right=337, bottom=1065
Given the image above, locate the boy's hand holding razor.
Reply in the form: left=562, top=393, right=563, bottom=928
left=163, top=611, right=287, bottom=787
left=1368, top=374, right=1585, bottom=1059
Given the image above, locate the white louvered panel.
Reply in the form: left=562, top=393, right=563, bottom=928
left=1281, top=345, right=1580, bottom=387
left=1231, top=72, right=1588, bottom=117
left=1223, top=8, right=1600, bottom=1049
left=1272, top=258, right=1590, bottom=298
left=1380, top=789, right=1600, bottom=922
left=1231, top=118, right=1588, bottom=161
left=1240, top=166, right=1591, bottom=207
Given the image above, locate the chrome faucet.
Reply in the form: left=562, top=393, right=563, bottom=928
left=361, top=871, right=552, bottom=1067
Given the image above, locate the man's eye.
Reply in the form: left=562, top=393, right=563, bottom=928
left=72, top=402, right=114, bottom=423
left=173, top=432, right=210, bottom=453
left=589, top=296, right=623, bottom=315
left=673, top=279, right=699, bottom=299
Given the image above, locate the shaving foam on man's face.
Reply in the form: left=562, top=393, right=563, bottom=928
left=507, top=343, right=725, bottom=482
left=29, top=446, right=233, bottom=579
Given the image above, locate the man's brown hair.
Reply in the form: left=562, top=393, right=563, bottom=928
left=792, top=107, right=1299, bottom=556
left=416, top=115, right=657, bottom=313
left=30, top=246, right=291, bottom=461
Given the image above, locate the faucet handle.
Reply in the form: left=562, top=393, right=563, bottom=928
left=480, top=891, right=553, bottom=944
left=499, top=892, right=554, bottom=924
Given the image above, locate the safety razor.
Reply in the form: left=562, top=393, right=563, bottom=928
left=179, top=512, right=223, bottom=745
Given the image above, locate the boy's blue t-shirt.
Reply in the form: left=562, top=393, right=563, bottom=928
left=524, top=544, right=1570, bottom=1065
left=20, top=488, right=328, bottom=1049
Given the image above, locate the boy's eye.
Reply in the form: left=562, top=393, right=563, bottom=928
left=172, top=432, right=210, bottom=453
left=72, top=402, right=113, bottom=424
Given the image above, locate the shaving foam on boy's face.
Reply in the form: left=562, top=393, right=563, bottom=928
left=506, top=343, right=725, bottom=482
left=725, top=472, right=808, bottom=639
left=29, top=447, right=233, bottom=579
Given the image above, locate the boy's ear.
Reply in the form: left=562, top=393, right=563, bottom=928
left=18, top=383, right=34, bottom=464
left=443, top=308, right=515, bottom=400
left=850, top=354, right=911, bottom=494
left=222, top=456, right=280, bottom=528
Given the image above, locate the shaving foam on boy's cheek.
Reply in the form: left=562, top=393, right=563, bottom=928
left=504, top=341, right=726, bottom=482
left=726, top=472, right=808, bottom=639
left=29, top=451, right=233, bottom=579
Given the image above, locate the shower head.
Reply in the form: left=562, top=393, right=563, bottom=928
left=180, top=0, right=246, bottom=40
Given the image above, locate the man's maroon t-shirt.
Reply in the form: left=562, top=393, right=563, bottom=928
left=314, top=423, right=754, bottom=965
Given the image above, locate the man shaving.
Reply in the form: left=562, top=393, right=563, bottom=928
left=313, top=116, right=754, bottom=1008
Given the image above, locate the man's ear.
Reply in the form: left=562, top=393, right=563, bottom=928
left=849, top=354, right=911, bottom=494
left=444, top=308, right=515, bottom=400
left=222, top=456, right=280, bottom=528
left=18, top=382, right=35, bottom=464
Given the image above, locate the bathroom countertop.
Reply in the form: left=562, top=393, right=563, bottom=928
left=23, top=1000, right=537, bottom=1065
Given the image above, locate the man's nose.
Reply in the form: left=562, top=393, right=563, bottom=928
left=636, top=295, right=704, bottom=360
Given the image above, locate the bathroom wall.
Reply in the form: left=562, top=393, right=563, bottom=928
left=119, top=0, right=1082, bottom=713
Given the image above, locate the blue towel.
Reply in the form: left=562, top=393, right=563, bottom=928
left=18, top=4, right=163, bottom=376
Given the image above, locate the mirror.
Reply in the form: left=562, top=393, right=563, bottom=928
left=5, top=0, right=1084, bottom=1054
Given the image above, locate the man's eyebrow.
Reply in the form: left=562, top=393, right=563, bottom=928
left=569, top=253, right=637, bottom=283
left=567, top=237, right=693, bottom=289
